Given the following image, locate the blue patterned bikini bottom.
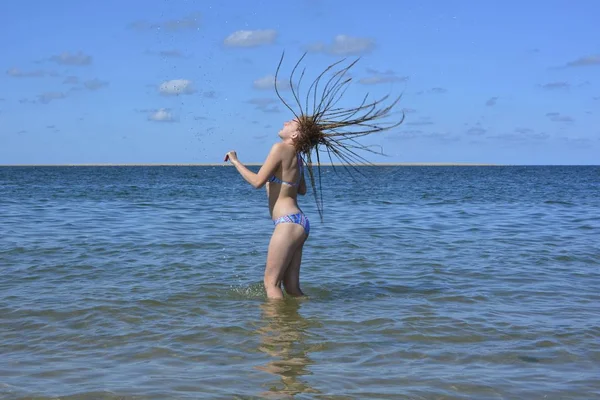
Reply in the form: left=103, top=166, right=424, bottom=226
left=273, top=212, right=310, bottom=236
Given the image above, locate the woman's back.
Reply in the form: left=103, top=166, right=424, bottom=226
left=267, top=143, right=305, bottom=218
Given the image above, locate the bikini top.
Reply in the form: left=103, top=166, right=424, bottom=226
left=268, top=154, right=304, bottom=187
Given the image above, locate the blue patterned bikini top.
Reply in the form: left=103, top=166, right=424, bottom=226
left=268, top=154, right=303, bottom=187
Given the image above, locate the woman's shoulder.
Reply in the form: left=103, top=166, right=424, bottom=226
left=270, top=142, right=295, bottom=155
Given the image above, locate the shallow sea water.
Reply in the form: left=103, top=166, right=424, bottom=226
left=1, top=165, right=599, bottom=399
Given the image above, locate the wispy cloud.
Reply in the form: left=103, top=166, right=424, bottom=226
left=306, top=34, right=375, bottom=56
left=558, top=136, right=593, bottom=147
left=159, top=79, right=196, bottom=95
left=247, top=98, right=277, bottom=107
left=466, top=126, right=487, bottom=135
left=236, top=57, right=254, bottom=65
left=391, top=130, right=460, bottom=143
left=246, top=97, right=281, bottom=113
left=546, top=112, right=574, bottom=123
left=539, top=82, right=570, bottom=90
left=430, top=87, right=447, bottom=94
left=49, top=51, right=92, bottom=66
left=146, top=49, right=186, bottom=58
left=514, top=127, right=535, bottom=135
left=253, top=75, right=290, bottom=90
left=485, top=96, right=499, bottom=106
left=416, top=87, right=448, bottom=95
left=84, top=79, right=109, bottom=91
left=148, top=108, right=176, bottom=122
left=406, top=117, right=434, bottom=126
left=489, top=130, right=549, bottom=141
left=359, top=68, right=408, bottom=85
left=38, top=92, right=67, bottom=104
left=258, top=106, right=281, bottom=114
left=563, top=54, right=600, bottom=68
left=224, top=30, right=277, bottom=47
left=424, top=132, right=461, bottom=142
left=129, top=13, right=201, bottom=32
left=7, top=68, right=58, bottom=78
left=387, top=129, right=423, bottom=140
left=63, top=76, right=79, bottom=84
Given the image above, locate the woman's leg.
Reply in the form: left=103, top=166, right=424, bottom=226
left=264, top=223, right=306, bottom=299
left=283, top=239, right=306, bottom=297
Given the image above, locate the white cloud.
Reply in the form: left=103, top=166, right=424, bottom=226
left=224, top=30, right=277, bottom=47
left=159, top=79, right=196, bottom=95
left=253, top=75, right=290, bottom=90
left=148, top=108, right=175, bottom=122
left=307, top=34, right=375, bottom=56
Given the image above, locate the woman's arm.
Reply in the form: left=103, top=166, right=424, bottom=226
left=226, top=144, right=282, bottom=189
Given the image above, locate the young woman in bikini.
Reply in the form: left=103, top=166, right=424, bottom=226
left=225, top=53, right=404, bottom=300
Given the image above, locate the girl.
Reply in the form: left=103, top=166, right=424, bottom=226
left=226, top=53, right=404, bottom=299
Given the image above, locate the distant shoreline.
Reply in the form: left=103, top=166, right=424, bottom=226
left=0, top=162, right=499, bottom=167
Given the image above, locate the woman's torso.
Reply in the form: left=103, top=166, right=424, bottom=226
left=267, top=144, right=303, bottom=219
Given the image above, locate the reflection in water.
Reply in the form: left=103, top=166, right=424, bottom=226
left=255, top=299, right=319, bottom=398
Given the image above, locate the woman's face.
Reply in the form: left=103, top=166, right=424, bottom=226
left=278, top=118, right=299, bottom=140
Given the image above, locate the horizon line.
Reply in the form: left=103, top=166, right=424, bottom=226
left=0, top=162, right=502, bottom=167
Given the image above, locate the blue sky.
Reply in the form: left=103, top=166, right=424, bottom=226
left=1, top=0, right=599, bottom=165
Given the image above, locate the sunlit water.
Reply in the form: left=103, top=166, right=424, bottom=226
left=1, top=166, right=599, bottom=399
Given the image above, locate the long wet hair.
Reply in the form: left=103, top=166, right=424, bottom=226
left=274, top=52, right=405, bottom=221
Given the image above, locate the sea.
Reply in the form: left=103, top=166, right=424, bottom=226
left=1, top=165, right=599, bottom=399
